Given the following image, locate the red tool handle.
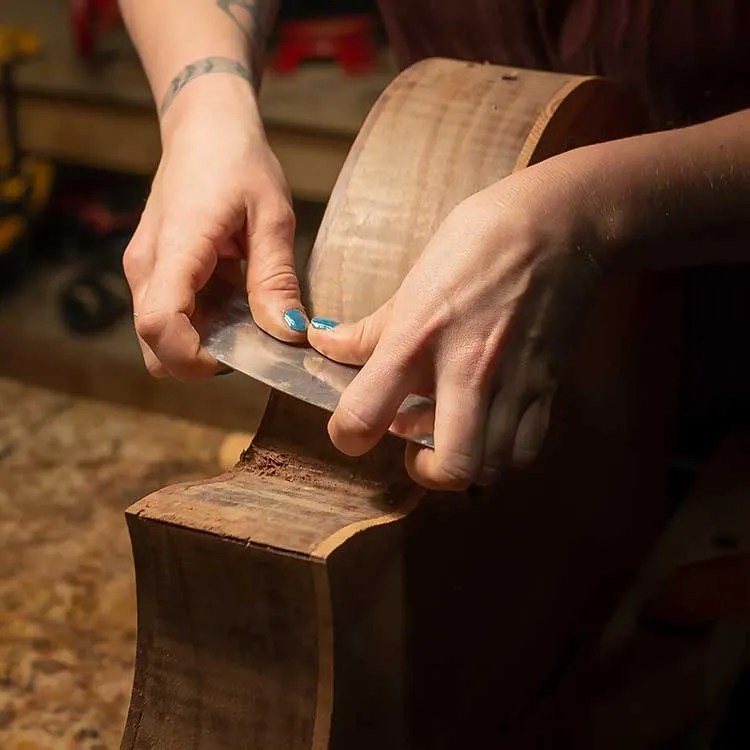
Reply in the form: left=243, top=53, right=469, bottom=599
left=70, top=0, right=122, bottom=58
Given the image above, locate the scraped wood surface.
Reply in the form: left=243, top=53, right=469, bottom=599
left=122, top=59, right=678, bottom=749
left=306, top=59, right=641, bottom=319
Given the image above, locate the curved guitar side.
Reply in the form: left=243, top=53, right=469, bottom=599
left=122, top=59, right=679, bottom=749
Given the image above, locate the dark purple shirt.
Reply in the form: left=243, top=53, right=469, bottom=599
left=377, top=0, right=750, bottom=126
left=375, top=0, right=750, bottom=436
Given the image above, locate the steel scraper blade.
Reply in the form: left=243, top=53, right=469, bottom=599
left=197, top=281, right=435, bottom=449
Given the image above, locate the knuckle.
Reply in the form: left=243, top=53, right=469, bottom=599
left=528, top=355, right=557, bottom=388
left=336, top=396, right=381, bottom=441
left=485, top=421, right=517, bottom=463
left=134, top=309, right=169, bottom=345
left=155, top=216, right=190, bottom=252
left=418, top=298, right=453, bottom=341
left=514, top=373, right=557, bottom=415
left=433, top=449, right=477, bottom=490
left=143, top=353, right=168, bottom=379
left=122, top=243, right=148, bottom=285
left=457, top=345, right=497, bottom=390
left=158, top=204, right=233, bottom=252
left=248, top=264, right=300, bottom=296
left=503, top=354, right=556, bottom=399
left=153, top=237, right=217, bottom=293
left=352, top=319, right=376, bottom=361
left=158, top=219, right=214, bottom=256
left=511, top=444, right=540, bottom=469
left=436, top=347, right=497, bottom=401
left=260, top=199, right=295, bottom=238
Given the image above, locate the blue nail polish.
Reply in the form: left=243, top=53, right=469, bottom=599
left=283, top=308, right=308, bottom=333
left=310, top=317, right=339, bottom=331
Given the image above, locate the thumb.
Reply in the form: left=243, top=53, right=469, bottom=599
left=246, top=200, right=307, bottom=343
left=307, top=297, right=394, bottom=366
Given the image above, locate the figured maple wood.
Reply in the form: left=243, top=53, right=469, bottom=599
left=122, top=59, right=677, bottom=749
left=305, top=58, right=642, bottom=319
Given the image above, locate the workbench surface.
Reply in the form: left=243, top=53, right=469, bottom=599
left=0, top=377, right=230, bottom=749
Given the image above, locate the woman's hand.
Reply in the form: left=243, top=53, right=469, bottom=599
left=124, top=79, right=306, bottom=380
left=308, top=157, right=606, bottom=490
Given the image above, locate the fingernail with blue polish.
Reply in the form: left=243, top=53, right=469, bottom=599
left=283, top=308, right=308, bottom=333
left=310, top=317, right=339, bottom=331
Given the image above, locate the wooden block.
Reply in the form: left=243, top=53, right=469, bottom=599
left=124, top=425, right=415, bottom=749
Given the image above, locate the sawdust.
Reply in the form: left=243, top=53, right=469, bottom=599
left=237, top=442, right=409, bottom=505
left=239, top=444, right=326, bottom=483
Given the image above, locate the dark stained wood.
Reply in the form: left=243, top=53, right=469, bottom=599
left=123, top=521, right=321, bottom=749
left=122, top=59, right=680, bottom=748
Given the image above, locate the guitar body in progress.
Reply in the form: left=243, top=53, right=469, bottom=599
left=121, top=59, right=679, bottom=749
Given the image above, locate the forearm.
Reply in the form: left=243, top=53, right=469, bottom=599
left=567, top=110, right=750, bottom=270
left=120, top=0, right=278, bottom=125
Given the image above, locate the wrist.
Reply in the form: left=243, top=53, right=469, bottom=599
left=542, top=144, right=636, bottom=275
left=159, top=66, right=263, bottom=144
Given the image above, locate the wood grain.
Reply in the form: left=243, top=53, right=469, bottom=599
left=122, top=59, right=680, bottom=748
left=306, top=59, right=641, bottom=320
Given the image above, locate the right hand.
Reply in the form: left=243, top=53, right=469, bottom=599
left=124, top=79, right=306, bottom=379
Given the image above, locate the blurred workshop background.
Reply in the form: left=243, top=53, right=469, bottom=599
left=1, top=0, right=392, bottom=426
left=0, top=2, right=395, bottom=747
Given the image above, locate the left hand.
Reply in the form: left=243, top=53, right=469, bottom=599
left=307, top=157, right=608, bottom=490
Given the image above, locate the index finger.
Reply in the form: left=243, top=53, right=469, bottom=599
left=135, top=239, right=221, bottom=380
left=328, top=342, right=417, bottom=456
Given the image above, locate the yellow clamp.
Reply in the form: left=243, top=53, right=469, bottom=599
left=0, top=27, right=42, bottom=64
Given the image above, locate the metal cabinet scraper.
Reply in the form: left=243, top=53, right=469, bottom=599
left=199, top=286, right=435, bottom=449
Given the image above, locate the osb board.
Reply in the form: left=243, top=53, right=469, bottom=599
left=0, top=377, right=229, bottom=750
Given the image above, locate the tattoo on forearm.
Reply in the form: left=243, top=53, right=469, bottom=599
left=159, top=56, right=254, bottom=117
left=217, top=0, right=268, bottom=48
